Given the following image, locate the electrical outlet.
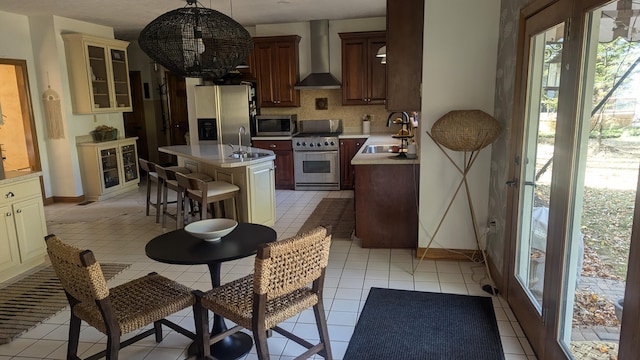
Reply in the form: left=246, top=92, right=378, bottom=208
left=488, top=217, right=497, bottom=234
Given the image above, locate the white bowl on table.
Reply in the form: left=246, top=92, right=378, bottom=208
left=185, top=218, right=238, bottom=242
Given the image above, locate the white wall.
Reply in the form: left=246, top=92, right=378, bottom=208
left=0, top=11, right=52, bottom=196
left=419, top=0, right=500, bottom=251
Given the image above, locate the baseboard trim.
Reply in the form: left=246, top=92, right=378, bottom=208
left=486, top=254, right=504, bottom=294
left=415, top=248, right=482, bottom=261
left=50, top=195, right=85, bottom=203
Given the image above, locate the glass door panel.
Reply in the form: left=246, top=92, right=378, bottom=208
left=110, top=48, right=131, bottom=109
left=559, top=0, right=640, bottom=357
left=120, top=144, right=138, bottom=183
left=87, top=45, right=111, bottom=109
left=100, top=147, right=120, bottom=189
left=515, top=23, right=566, bottom=311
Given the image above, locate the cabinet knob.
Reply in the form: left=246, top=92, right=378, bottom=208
left=5, top=212, right=11, bottom=217
left=16, top=209, right=22, bottom=213
left=5, top=191, right=14, bottom=198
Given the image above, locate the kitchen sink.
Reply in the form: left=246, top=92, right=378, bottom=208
left=361, top=145, right=397, bottom=154
left=228, top=152, right=272, bottom=159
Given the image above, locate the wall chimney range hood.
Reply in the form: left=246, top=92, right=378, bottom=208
left=294, top=20, right=341, bottom=90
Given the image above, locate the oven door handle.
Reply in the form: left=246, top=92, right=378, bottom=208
left=294, top=150, right=338, bottom=155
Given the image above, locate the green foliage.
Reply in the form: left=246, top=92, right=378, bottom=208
left=589, top=127, right=640, bottom=139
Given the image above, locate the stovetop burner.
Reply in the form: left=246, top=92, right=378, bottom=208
left=292, top=119, right=343, bottom=151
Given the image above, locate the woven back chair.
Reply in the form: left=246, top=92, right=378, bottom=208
left=45, top=234, right=204, bottom=360
left=196, top=225, right=332, bottom=359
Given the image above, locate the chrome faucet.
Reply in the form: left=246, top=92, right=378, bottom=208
left=238, top=126, right=247, bottom=152
left=386, top=112, right=409, bottom=127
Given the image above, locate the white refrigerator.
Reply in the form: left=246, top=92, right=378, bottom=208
left=193, top=84, right=256, bottom=147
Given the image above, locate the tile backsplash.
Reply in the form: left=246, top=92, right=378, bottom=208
left=259, top=89, right=396, bottom=134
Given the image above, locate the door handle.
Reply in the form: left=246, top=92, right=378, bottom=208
left=506, top=178, right=518, bottom=187
left=524, top=181, right=535, bottom=186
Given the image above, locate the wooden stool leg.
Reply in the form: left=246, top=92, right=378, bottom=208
left=156, top=179, right=163, bottom=224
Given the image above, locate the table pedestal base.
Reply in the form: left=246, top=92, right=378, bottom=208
left=188, top=332, right=253, bottom=360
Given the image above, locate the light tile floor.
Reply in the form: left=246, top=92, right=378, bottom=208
left=0, top=184, right=537, bottom=360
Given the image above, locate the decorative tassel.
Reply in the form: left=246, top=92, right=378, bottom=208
left=42, top=87, right=65, bottom=139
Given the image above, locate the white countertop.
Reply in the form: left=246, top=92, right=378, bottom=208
left=351, top=134, right=420, bottom=165
left=0, top=170, right=42, bottom=185
left=159, top=144, right=275, bottom=168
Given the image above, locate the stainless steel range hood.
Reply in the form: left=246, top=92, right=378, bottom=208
left=294, top=20, right=341, bottom=90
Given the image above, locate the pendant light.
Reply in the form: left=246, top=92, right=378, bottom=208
left=139, top=0, right=252, bottom=79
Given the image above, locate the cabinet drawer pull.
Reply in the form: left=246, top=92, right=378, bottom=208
left=5, top=191, right=14, bottom=198
left=269, top=144, right=276, bottom=148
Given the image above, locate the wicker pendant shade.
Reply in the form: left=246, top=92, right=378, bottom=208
left=138, top=0, right=252, bottom=79
left=431, top=110, right=501, bottom=152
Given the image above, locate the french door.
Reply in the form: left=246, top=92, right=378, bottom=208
left=506, top=0, right=640, bottom=358
left=506, top=0, right=573, bottom=353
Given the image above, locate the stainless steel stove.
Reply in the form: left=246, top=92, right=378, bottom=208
left=292, top=119, right=343, bottom=190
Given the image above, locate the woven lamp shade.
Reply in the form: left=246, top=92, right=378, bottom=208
left=431, top=110, right=501, bottom=152
left=139, top=4, right=252, bottom=79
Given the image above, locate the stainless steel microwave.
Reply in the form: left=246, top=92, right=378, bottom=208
left=255, top=114, right=297, bottom=136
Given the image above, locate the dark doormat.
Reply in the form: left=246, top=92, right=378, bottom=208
left=344, top=288, right=505, bottom=360
left=297, top=198, right=354, bottom=239
left=0, top=263, right=130, bottom=344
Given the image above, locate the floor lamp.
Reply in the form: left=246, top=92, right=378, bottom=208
left=414, top=110, right=501, bottom=294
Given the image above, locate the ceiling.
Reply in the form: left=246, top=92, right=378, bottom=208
left=0, top=0, right=386, bottom=41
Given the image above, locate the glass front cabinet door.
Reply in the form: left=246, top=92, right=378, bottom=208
left=63, top=33, right=132, bottom=114
left=77, top=138, right=140, bottom=201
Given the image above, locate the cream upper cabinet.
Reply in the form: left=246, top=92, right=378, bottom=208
left=62, top=33, right=132, bottom=114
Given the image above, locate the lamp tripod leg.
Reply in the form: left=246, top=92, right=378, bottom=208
left=462, top=169, right=497, bottom=296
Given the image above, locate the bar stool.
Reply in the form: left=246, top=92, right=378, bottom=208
left=156, top=165, right=212, bottom=228
left=175, top=172, right=240, bottom=223
left=138, top=159, right=159, bottom=221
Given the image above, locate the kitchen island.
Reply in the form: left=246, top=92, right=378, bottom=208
left=159, top=144, right=276, bottom=226
left=351, top=134, right=419, bottom=248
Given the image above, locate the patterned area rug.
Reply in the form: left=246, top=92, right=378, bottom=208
left=0, top=263, right=130, bottom=344
left=297, top=198, right=354, bottom=239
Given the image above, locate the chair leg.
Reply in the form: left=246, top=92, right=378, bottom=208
left=155, top=179, right=163, bottom=223
left=193, top=292, right=211, bottom=359
left=232, top=197, right=239, bottom=221
left=67, top=312, right=81, bottom=359
left=154, top=321, right=163, bottom=343
left=145, top=177, right=152, bottom=216
left=161, top=183, right=168, bottom=228
left=252, top=328, right=270, bottom=360
left=313, top=302, right=332, bottom=359
left=105, top=332, right=121, bottom=360
left=176, top=190, right=184, bottom=229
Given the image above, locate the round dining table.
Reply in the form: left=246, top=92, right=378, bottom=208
left=145, top=222, right=277, bottom=360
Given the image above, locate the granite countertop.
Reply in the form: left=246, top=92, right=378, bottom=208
left=0, top=170, right=43, bottom=186
left=159, top=144, right=275, bottom=168
left=351, top=134, right=420, bottom=165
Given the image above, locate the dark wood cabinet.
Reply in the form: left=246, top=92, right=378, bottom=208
left=339, top=138, right=366, bottom=190
left=253, top=36, right=301, bottom=108
left=252, top=140, right=294, bottom=189
left=386, top=0, right=424, bottom=111
left=355, top=164, right=419, bottom=248
left=339, top=31, right=386, bottom=106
